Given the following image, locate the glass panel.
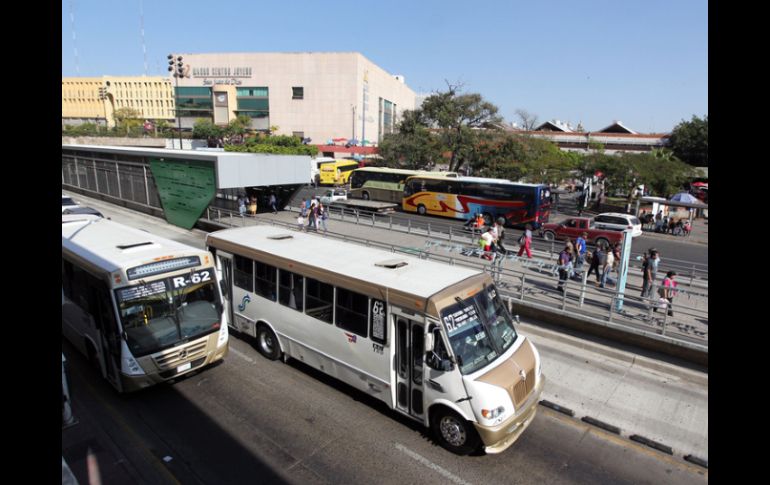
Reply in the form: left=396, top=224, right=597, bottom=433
left=177, top=87, right=212, bottom=97
left=237, top=98, right=269, bottom=111
left=335, top=287, right=368, bottom=337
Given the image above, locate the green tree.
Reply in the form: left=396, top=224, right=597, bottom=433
left=668, top=115, right=708, bottom=166
left=419, top=84, right=503, bottom=172
left=379, top=110, right=443, bottom=169
left=112, top=108, right=143, bottom=136
left=192, top=119, right=224, bottom=146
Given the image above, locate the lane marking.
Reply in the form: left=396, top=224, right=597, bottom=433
left=394, top=443, right=472, bottom=485
left=229, top=347, right=255, bottom=364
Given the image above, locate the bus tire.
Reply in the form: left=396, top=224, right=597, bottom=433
left=543, top=231, right=555, bottom=242
left=362, top=191, right=370, bottom=200
left=417, top=204, right=427, bottom=216
left=256, top=324, right=282, bottom=361
left=430, top=407, right=480, bottom=455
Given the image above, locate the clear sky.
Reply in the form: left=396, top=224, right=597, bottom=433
left=61, top=0, right=707, bottom=133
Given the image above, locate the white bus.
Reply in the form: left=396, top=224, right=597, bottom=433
left=62, top=214, right=229, bottom=392
left=206, top=225, right=544, bottom=455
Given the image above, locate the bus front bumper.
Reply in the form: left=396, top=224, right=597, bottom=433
left=473, top=374, right=545, bottom=454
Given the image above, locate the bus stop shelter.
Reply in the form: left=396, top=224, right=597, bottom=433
left=635, top=196, right=708, bottom=223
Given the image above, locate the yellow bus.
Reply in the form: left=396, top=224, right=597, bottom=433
left=62, top=214, right=229, bottom=392
left=206, top=225, right=544, bottom=455
left=319, top=159, right=359, bottom=186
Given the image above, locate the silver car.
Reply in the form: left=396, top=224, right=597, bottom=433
left=593, top=212, right=643, bottom=237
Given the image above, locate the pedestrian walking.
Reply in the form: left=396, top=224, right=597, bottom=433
left=248, top=195, right=257, bottom=216
left=640, top=251, right=652, bottom=297
left=656, top=271, right=677, bottom=316
left=600, top=245, right=614, bottom=288
left=648, top=249, right=660, bottom=297
left=574, top=232, right=588, bottom=275
left=517, top=224, right=533, bottom=258
left=238, top=194, right=247, bottom=217
left=556, top=245, right=573, bottom=293
left=298, top=198, right=308, bottom=231
left=318, top=201, right=328, bottom=234
left=307, top=198, right=318, bottom=231
left=269, top=193, right=278, bottom=214
left=493, top=218, right=507, bottom=255
left=587, top=243, right=605, bottom=283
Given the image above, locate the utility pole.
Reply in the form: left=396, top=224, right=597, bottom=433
left=168, top=54, right=185, bottom=149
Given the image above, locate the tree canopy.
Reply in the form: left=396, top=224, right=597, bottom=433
left=668, top=115, right=708, bottom=167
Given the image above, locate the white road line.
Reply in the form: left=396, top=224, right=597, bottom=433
left=394, top=443, right=472, bottom=485
left=229, top=347, right=255, bottom=364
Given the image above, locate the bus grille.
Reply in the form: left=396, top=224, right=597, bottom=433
left=152, top=340, right=208, bottom=371
left=512, top=370, right=536, bottom=407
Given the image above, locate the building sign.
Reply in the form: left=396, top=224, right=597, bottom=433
left=202, top=78, right=244, bottom=86
left=192, top=67, right=252, bottom=78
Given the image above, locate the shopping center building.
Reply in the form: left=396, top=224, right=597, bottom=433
left=169, top=52, right=417, bottom=145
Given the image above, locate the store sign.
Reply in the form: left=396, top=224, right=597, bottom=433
left=192, top=67, right=252, bottom=78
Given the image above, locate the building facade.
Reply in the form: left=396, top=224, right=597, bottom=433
left=170, top=52, right=417, bottom=145
left=62, top=76, right=176, bottom=128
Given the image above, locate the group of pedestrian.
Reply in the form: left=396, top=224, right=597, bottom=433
left=297, top=197, right=328, bottom=233
left=238, top=192, right=279, bottom=216
left=557, top=234, right=622, bottom=292
left=477, top=217, right=508, bottom=261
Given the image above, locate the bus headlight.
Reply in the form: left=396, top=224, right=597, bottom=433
left=481, top=406, right=505, bottom=419
left=217, top=321, right=228, bottom=347
left=122, top=354, right=145, bottom=376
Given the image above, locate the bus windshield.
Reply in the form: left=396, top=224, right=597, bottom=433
left=440, top=285, right=518, bottom=375
left=116, top=268, right=222, bottom=356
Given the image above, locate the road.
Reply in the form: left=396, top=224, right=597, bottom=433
left=62, top=193, right=708, bottom=484
left=293, top=187, right=708, bottom=270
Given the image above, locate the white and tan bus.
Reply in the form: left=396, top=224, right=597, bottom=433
left=206, top=225, right=544, bottom=454
left=62, top=214, right=229, bottom=392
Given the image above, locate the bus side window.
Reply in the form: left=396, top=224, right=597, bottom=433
left=234, top=255, right=254, bottom=292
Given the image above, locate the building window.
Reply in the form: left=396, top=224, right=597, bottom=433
left=292, top=87, right=304, bottom=100
left=176, top=86, right=213, bottom=118
left=236, top=87, right=269, bottom=130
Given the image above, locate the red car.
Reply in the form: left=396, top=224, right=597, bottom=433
left=539, top=217, right=624, bottom=248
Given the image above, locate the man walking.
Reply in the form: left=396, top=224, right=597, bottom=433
left=557, top=245, right=573, bottom=293
left=574, top=232, right=588, bottom=276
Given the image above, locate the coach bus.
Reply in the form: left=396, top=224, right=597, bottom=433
left=206, top=225, right=544, bottom=455
left=402, top=175, right=552, bottom=228
left=62, top=214, right=229, bottom=392
left=348, top=167, right=458, bottom=203
left=319, top=159, right=359, bottom=186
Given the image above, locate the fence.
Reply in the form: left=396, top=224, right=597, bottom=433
left=203, top=206, right=708, bottom=350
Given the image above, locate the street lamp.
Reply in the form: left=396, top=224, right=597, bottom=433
left=168, top=54, right=185, bottom=149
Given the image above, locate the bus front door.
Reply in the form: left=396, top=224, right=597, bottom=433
left=216, top=251, right=235, bottom=331
left=395, top=316, right=425, bottom=418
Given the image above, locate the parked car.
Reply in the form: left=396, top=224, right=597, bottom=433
left=593, top=213, right=642, bottom=238
left=319, top=188, right=348, bottom=205
left=62, top=194, right=79, bottom=212
left=539, top=217, right=624, bottom=248
left=62, top=206, right=104, bottom=218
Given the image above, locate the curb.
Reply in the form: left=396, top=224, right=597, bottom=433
left=538, top=400, right=574, bottom=416
left=540, top=401, right=708, bottom=469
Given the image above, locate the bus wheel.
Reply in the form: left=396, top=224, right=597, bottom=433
left=417, top=204, right=427, bottom=216
left=256, top=325, right=281, bottom=361
left=431, top=407, right=480, bottom=455
left=362, top=191, right=370, bottom=200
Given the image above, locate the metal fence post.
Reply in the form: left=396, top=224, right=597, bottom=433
left=143, top=166, right=150, bottom=205
left=690, top=264, right=696, bottom=286
left=608, top=296, right=615, bottom=322
left=578, top=270, right=588, bottom=307
left=408, top=219, right=411, bottom=234
left=372, top=212, right=376, bottom=227
left=355, top=210, right=359, bottom=224
left=428, top=223, right=431, bottom=237
left=661, top=305, right=669, bottom=336
left=561, top=286, right=568, bottom=310
left=449, top=225, right=453, bottom=242
left=520, top=274, right=526, bottom=301
left=389, top=216, right=392, bottom=231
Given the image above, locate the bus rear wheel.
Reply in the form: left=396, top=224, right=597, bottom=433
left=430, top=407, right=480, bottom=455
left=256, top=325, right=281, bottom=361
left=417, top=204, right=427, bottom=216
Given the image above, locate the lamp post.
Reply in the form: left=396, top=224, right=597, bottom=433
left=168, top=54, right=184, bottom=149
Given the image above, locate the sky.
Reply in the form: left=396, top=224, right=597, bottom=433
left=61, top=0, right=707, bottom=134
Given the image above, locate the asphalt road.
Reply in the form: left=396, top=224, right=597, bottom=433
left=63, top=335, right=707, bottom=485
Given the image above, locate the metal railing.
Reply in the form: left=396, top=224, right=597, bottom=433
left=203, top=206, right=708, bottom=349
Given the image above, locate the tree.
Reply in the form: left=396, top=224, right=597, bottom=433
left=192, top=119, right=224, bottom=147
left=514, top=109, right=539, bottom=131
left=112, top=108, right=143, bottom=136
left=419, top=83, right=503, bottom=172
left=668, top=115, right=708, bottom=166
left=379, top=110, right=443, bottom=170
